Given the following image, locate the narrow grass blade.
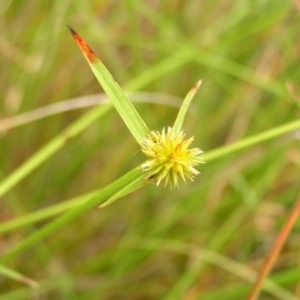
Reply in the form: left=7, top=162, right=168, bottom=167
left=173, top=80, right=202, bottom=133
left=0, top=105, right=111, bottom=199
left=205, top=118, right=300, bottom=161
left=0, top=264, right=38, bottom=288
left=99, top=174, right=145, bottom=208
left=0, top=190, right=99, bottom=234
left=0, top=167, right=144, bottom=264
left=68, top=26, right=150, bottom=144
left=0, top=170, right=146, bottom=232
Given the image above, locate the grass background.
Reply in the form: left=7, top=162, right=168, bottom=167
left=1, top=1, right=300, bottom=299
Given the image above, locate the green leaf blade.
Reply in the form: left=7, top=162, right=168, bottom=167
left=69, top=26, right=150, bottom=144
left=90, top=61, right=150, bottom=144
left=173, top=80, right=202, bottom=133
left=0, top=264, right=38, bottom=288
left=0, top=167, right=144, bottom=264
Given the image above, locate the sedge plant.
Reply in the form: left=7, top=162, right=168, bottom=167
left=67, top=26, right=204, bottom=191
left=0, top=27, right=204, bottom=263
left=2, top=26, right=300, bottom=300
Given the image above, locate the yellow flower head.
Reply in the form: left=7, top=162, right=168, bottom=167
left=141, top=127, right=204, bottom=189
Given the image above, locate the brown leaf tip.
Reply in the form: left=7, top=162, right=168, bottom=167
left=190, top=79, right=202, bottom=94
left=67, top=25, right=99, bottom=63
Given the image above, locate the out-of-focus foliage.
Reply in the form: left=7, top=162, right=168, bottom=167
left=0, top=1, right=300, bottom=299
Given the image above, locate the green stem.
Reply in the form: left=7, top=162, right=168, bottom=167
left=205, top=119, right=300, bottom=161
left=173, top=80, right=201, bottom=133
left=0, top=105, right=111, bottom=199
left=0, top=168, right=144, bottom=264
left=0, top=191, right=98, bottom=234
left=0, top=264, right=38, bottom=288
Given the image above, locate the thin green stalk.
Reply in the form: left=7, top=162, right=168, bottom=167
left=99, top=173, right=145, bottom=208
left=0, top=264, right=38, bottom=288
left=205, top=118, right=300, bottom=162
left=0, top=105, right=111, bottom=199
left=0, top=190, right=99, bottom=234
left=173, top=80, right=202, bottom=133
left=0, top=168, right=144, bottom=264
left=0, top=168, right=159, bottom=233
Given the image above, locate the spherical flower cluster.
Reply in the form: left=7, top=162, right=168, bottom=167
left=140, top=127, right=204, bottom=189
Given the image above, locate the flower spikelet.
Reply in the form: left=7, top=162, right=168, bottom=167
left=141, top=127, right=204, bottom=189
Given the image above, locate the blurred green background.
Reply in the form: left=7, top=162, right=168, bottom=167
left=1, top=1, right=300, bottom=299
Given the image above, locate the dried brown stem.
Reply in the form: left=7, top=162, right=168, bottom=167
left=246, top=191, right=300, bottom=300
left=0, top=93, right=182, bottom=132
